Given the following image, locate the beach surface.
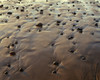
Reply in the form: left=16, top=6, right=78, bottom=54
left=0, top=0, right=100, bottom=80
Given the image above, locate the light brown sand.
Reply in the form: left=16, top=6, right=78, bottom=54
left=0, top=0, right=100, bottom=80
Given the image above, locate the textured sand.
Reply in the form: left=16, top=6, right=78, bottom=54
left=0, top=0, right=100, bottom=80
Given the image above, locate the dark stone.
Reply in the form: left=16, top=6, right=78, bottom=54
left=32, top=7, right=34, bottom=9
left=51, top=43, right=55, bottom=46
left=72, top=12, right=76, bottom=15
left=68, top=35, right=74, bottom=40
left=7, top=12, right=12, bottom=15
left=62, top=22, right=66, bottom=25
left=95, top=23, right=98, bottom=27
left=97, top=5, right=100, bottom=8
left=78, top=8, right=80, bottom=10
left=60, top=32, right=64, bottom=35
left=90, top=32, right=94, bottom=35
left=94, top=18, right=99, bottom=22
left=49, top=4, right=52, bottom=6
left=83, top=12, right=86, bottom=15
left=11, top=44, right=14, bottom=47
left=77, top=28, right=83, bottom=33
left=73, top=5, right=75, bottom=7
left=4, top=71, right=8, bottom=75
left=16, top=16, right=20, bottom=19
left=17, top=25, right=21, bottom=28
left=19, top=68, right=24, bottom=72
left=40, top=10, right=43, bottom=14
left=58, top=14, right=61, bottom=17
left=52, top=70, right=57, bottom=74
left=56, top=20, right=61, bottom=25
left=71, top=28, right=75, bottom=31
left=35, top=17, right=38, bottom=19
left=15, top=41, right=18, bottom=44
left=76, top=20, right=79, bottom=22
left=16, top=7, right=19, bottom=10
left=91, top=14, right=94, bottom=16
left=53, top=61, right=59, bottom=66
left=49, top=13, right=51, bottom=16
left=7, top=45, right=10, bottom=48
left=10, top=51, right=16, bottom=56
left=72, top=1, right=75, bottom=3
left=80, top=56, right=86, bottom=61
left=73, top=24, right=76, bottom=27
left=69, top=47, right=75, bottom=53
left=68, top=9, right=70, bottom=12
left=0, top=5, right=3, bottom=8
left=7, top=64, right=11, bottom=67
left=20, top=9, right=24, bottom=12
left=36, top=23, right=43, bottom=28
left=5, top=7, right=8, bottom=9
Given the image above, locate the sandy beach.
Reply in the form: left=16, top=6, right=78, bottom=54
left=0, top=0, right=100, bottom=80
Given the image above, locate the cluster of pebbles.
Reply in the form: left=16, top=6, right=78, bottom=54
left=0, top=0, right=100, bottom=80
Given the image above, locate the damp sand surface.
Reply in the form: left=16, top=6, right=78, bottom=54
left=0, top=0, right=100, bottom=80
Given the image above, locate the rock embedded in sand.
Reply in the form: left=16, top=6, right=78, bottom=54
left=95, top=23, right=98, bottom=27
left=16, top=16, right=20, bottom=19
left=72, top=12, right=76, bottom=15
left=20, top=9, right=24, bottom=12
left=16, top=7, right=19, bottom=10
left=7, top=64, right=11, bottom=67
left=80, top=56, right=86, bottom=61
left=60, top=32, right=64, bottom=35
left=4, top=71, right=8, bottom=75
left=67, top=35, right=74, bottom=40
left=77, top=27, right=83, bottom=33
left=40, top=10, right=44, bottom=14
left=0, top=0, right=100, bottom=80
left=17, top=25, right=21, bottom=28
left=15, top=41, right=18, bottom=44
left=7, top=12, right=12, bottom=15
left=69, top=47, right=75, bottom=53
left=52, top=70, right=57, bottom=74
left=36, top=23, right=43, bottom=28
left=5, top=6, right=8, bottom=9
left=0, top=5, right=3, bottom=8
left=53, top=61, right=59, bottom=66
left=56, top=20, right=61, bottom=25
left=58, top=14, right=61, bottom=17
left=90, top=32, right=94, bottom=35
left=62, top=22, right=66, bottom=25
left=9, top=51, right=16, bottom=56
left=19, top=68, right=24, bottom=72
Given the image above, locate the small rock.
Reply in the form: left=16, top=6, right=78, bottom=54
left=77, top=28, right=83, bottom=33
left=53, top=61, right=59, bottom=66
left=10, top=51, right=16, bottom=56
left=52, top=70, right=57, bottom=74
left=19, top=68, right=24, bottom=72
left=4, top=71, right=8, bottom=75
left=0, top=5, right=3, bottom=8
left=36, top=23, right=43, bottom=28
left=68, top=35, right=74, bottom=40
left=16, top=16, right=20, bottom=19
left=7, top=12, right=12, bottom=15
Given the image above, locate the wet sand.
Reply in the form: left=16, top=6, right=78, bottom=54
left=0, top=0, right=100, bottom=80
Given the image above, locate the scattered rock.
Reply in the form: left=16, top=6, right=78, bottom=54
left=0, top=5, right=3, bottom=8
left=19, top=68, right=24, bottom=72
left=7, top=12, right=12, bottom=15
left=9, top=51, right=16, bottom=56
left=36, top=23, right=43, bottom=28
left=67, top=35, right=74, bottom=40
left=53, top=61, right=59, bottom=66
left=77, top=27, right=83, bottom=33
